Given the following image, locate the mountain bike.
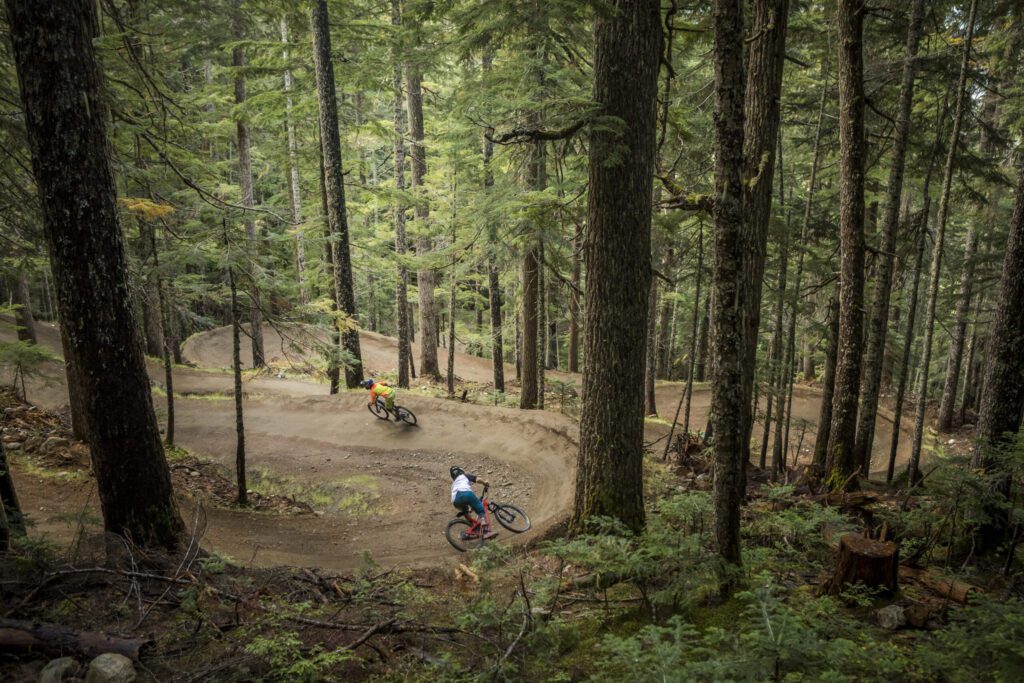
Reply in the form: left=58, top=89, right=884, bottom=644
left=368, top=398, right=417, bottom=425
left=445, top=485, right=532, bottom=552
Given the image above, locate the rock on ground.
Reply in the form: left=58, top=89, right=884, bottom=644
left=38, top=657, right=79, bottom=683
left=84, top=654, right=136, bottom=683
left=876, top=604, right=906, bottom=630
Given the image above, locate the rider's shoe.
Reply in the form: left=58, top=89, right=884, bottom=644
left=483, top=529, right=498, bottom=540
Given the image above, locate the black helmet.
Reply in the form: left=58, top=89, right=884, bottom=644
left=450, top=466, right=464, bottom=480
left=360, top=378, right=374, bottom=389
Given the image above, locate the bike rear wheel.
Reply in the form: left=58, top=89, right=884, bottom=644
left=490, top=503, right=531, bottom=533
left=445, top=518, right=486, bottom=552
left=368, top=402, right=389, bottom=420
left=395, top=406, right=417, bottom=426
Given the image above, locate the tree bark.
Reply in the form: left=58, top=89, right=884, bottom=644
left=10, top=272, right=36, bottom=344
left=655, top=248, right=675, bottom=378
left=853, top=0, right=925, bottom=472
left=975, top=159, right=1024, bottom=456
left=391, top=0, right=411, bottom=388
left=568, top=227, right=582, bottom=374
left=232, top=3, right=265, bottom=370
left=281, top=17, right=306, bottom=304
left=710, top=0, right=746, bottom=574
left=937, top=222, right=978, bottom=431
left=695, top=294, right=709, bottom=381
left=6, top=0, right=183, bottom=549
left=824, top=534, right=899, bottom=596
left=318, top=145, right=341, bottom=394
left=225, top=223, right=247, bottom=507
left=824, top=0, right=868, bottom=489
left=518, top=145, right=544, bottom=409
left=813, top=293, right=840, bottom=468
left=644, top=278, right=658, bottom=416
left=571, top=0, right=660, bottom=535
left=407, top=66, right=439, bottom=379
left=739, top=0, right=789, bottom=463
left=0, top=439, right=25, bottom=540
left=682, top=223, right=704, bottom=436
left=908, top=0, right=977, bottom=483
left=311, top=0, right=362, bottom=388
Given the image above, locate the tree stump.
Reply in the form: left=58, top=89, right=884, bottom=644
left=824, top=533, right=899, bottom=596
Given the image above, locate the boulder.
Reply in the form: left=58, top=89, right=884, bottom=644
left=3, top=441, right=22, bottom=451
left=84, top=654, right=136, bottom=683
left=876, top=605, right=906, bottom=630
left=39, top=657, right=79, bottom=683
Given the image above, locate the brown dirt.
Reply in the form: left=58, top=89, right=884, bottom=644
left=4, top=320, right=926, bottom=573
left=4, top=322, right=575, bottom=572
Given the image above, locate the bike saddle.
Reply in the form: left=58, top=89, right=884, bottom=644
left=456, top=510, right=469, bottom=518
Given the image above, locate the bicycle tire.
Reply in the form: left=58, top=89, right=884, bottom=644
left=445, top=518, right=486, bottom=552
left=396, top=406, right=417, bottom=426
left=490, top=503, right=531, bottom=533
left=368, top=402, right=389, bottom=420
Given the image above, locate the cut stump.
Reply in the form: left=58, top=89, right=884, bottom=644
left=824, top=533, right=899, bottom=596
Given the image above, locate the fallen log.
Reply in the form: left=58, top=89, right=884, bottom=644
left=899, top=566, right=978, bottom=605
left=561, top=571, right=627, bottom=592
left=823, top=533, right=899, bottom=596
left=0, top=618, right=150, bottom=660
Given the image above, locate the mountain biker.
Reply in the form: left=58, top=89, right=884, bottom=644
left=450, top=466, right=497, bottom=540
left=361, top=378, right=396, bottom=413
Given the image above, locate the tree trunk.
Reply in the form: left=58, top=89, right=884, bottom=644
left=311, top=0, right=362, bottom=388
left=971, top=158, right=1024, bottom=549
left=824, top=534, right=899, bottom=596
left=407, top=66, right=439, bottom=380
left=147, top=226, right=175, bottom=446
left=655, top=248, right=675, bottom=378
left=937, top=222, right=978, bottom=431
left=908, top=0, right=977, bottom=483
left=710, top=0, right=746, bottom=574
left=518, top=147, right=544, bottom=409
left=571, top=0, right=660, bottom=535
left=823, top=0, right=868, bottom=490
left=281, top=17, right=306, bottom=304
left=391, top=0, right=411, bottom=388
left=225, top=224, right=247, bottom=507
left=0, top=439, right=25, bottom=540
left=7, top=0, right=183, bottom=549
left=739, top=0, right=789, bottom=465
left=813, top=293, right=840, bottom=468
left=568, top=227, right=582, bottom=373
left=682, top=223, right=704, bottom=436
left=644, top=278, right=658, bottom=416
left=318, top=146, right=342, bottom=394
left=136, top=220, right=165, bottom=358
left=695, top=294, right=709, bottom=381
left=481, top=69, right=505, bottom=391
left=853, top=0, right=925, bottom=472
left=10, top=272, right=36, bottom=344
left=447, top=199, right=458, bottom=398
left=232, top=3, right=265, bottom=370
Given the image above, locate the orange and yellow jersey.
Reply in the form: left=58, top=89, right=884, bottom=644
left=370, top=382, right=395, bottom=401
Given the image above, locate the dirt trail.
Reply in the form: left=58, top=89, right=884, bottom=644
left=6, top=322, right=576, bottom=571
left=6, top=321, right=922, bottom=571
left=183, top=324, right=917, bottom=477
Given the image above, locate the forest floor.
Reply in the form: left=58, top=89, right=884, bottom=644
left=2, top=320, right=939, bottom=574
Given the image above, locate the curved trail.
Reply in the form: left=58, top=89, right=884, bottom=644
left=7, top=321, right=918, bottom=571
left=11, top=322, right=576, bottom=571
left=184, top=324, right=915, bottom=477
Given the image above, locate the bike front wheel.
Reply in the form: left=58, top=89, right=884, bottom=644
left=490, top=503, right=531, bottom=533
left=445, top=518, right=486, bottom=552
left=368, top=402, right=389, bottom=420
left=395, top=406, right=417, bottom=426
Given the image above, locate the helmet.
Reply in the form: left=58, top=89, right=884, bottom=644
left=450, top=466, right=464, bottom=480
left=360, top=378, right=374, bottom=389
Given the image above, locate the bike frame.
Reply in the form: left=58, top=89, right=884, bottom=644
left=464, top=487, right=491, bottom=535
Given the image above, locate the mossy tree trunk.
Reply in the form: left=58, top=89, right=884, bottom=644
left=7, top=0, right=183, bottom=550
left=571, top=0, right=660, bottom=535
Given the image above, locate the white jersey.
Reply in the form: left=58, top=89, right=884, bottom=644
left=450, top=473, right=477, bottom=503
